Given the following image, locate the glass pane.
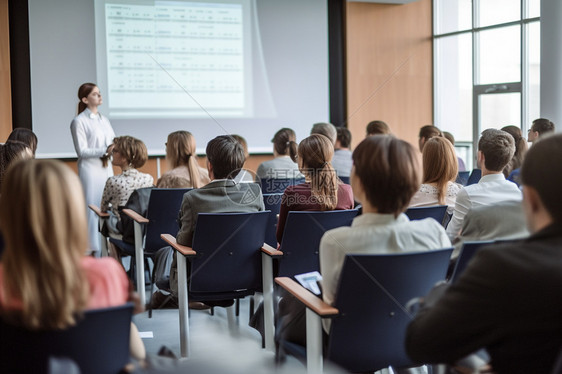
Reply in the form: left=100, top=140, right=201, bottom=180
left=528, top=0, right=540, bottom=18
left=477, top=0, right=521, bottom=27
left=479, top=92, right=521, bottom=130
left=477, top=26, right=521, bottom=84
left=435, top=34, right=473, bottom=142
left=528, top=21, right=540, bottom=127
left=435, top=0, right=472, bottom=34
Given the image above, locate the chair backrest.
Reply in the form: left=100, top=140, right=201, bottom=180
left=449, top=240, right=494, bottom=283
left=263, top=193, right=283, bottom=247
left=328, top=248, right=453, bottom=372
left=405, top=205, right=448, bottom=225
left=144, top=188, right=191, bottom=253
left=455, top=171, right=470, bottom=186
left=467, top=168, right=482, bottom=186
left=188, top=211, right=270, bottom=299
left=278, top=210, right=359, bottom=277
left=0, top=303, right=133, bottom=374
left=260, top=177, right=305, bottom=194
left=338, top=176, right=350, bottom=185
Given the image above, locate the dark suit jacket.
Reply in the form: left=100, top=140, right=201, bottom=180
left=170, top=179, right=264, bottom=295
left=406, top=223, right=562, bottom=374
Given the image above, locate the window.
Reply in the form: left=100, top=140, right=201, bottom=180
left=433, top=0, right=540, bottom=169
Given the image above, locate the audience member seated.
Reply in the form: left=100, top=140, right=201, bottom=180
left=100, top=136, right=154, bottom=237
left=409, top=137, right=461, bottom=215
left=7, top=128, right=38, bottom=157
left=0, top=141, right=33, bottom=189
left=509, top=118, right=555, bottom=186
left=446, top=129, right=522, bottom=241
left=332, top=127, right=353, bottom=178
left=406, top=133, right=562, bottom=374
left=256, top=128, right=303, bottom=180
left=365, top=119, right=391, bottom=137
left=310, top=122, right=337, bottom=146
left=418, top=124, right=442, bottom=152
left=157, top=131, right=210, bottom=188
left=443, top=131, right=466, bottom=172
left=276, top=134, right=354, bottom=244
left=169, top=135, right=264, bottom=299
left=0, top=159, right=145, bottom=362
left=501, top=125, right=528, bottom=179
left=231, top=134, right=254, bottom=183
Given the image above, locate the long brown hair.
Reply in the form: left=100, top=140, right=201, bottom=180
left=0, top=160, right=89, bottom=329
left=272, top=128, right=298, bottom=161
left=422, top=137, right=458, bottom=205
left=166, top=131, right=203, bottom=188
left=298, top=134, right=338, bottom=210
left=77, top=83, right=97, bottom=114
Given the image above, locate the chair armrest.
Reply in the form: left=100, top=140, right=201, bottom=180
left=275, top=277, right=339, bottom=317
left=88, top=204, right=109, bottom=218
left=122, top=208, right=149, bottom=224
left=160, top=234, right=197, bottom=256
left=261, top=243, right=283, bottom=258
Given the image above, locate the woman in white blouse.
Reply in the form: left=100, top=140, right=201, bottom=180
left=100, top=136, right=154, bottom=236
left=70, top=83, right=115, bottom=255
left=409, top=136, right=461, bottom=214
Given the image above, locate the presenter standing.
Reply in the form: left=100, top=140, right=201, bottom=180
left=70, top=83, right=115, bottom=255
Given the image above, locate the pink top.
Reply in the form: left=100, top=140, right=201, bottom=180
left=0, top=257, right=129, bottom=310
left=276, top=182, right=355, bottom=244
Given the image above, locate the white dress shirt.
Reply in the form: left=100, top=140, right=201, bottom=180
left=445, top=173, right=522, bottom=241
left=319, top=212, right=451, bottom=330
left=331, top=149, right=353, bottom=177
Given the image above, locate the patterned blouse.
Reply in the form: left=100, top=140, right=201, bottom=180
left=100, top=169, right=154, bottom=220
left=409, top=182, right=462, bottom=214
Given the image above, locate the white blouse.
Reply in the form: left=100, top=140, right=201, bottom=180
left=409, top=182, right=462, bottom=214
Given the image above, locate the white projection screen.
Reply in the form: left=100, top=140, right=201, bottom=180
left=28, top=0, right=329, bottom=157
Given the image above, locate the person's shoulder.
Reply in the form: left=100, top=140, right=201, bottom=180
left=82, top=256, right=124, bottom=277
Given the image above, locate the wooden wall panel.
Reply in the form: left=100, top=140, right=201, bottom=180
left=346, top=0, right=433, bottom=149
left=0, top=0, right=12, bottom=141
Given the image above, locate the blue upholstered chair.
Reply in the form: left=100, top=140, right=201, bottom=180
left=260, top=177, right=305, bottom=194
left=276, top=248, right=453, bottom=373
left=405, top=205, right=448, bottom=227
left=0, top=303, right=133, bottom=374
left=455, top=171, right=470, bottom=186
left=161, top=211, right=270, bottom=358
left=449, top=240, right=494, bottom=283
left=262, top=193, right=283, bottom=248
left=466, top=168, right=482, bottom=186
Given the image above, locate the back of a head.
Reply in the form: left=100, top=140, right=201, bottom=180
left=521, top=133, right=562, bottom=223
left=206, top=135, right=245, bottom=179
left=231, top=134, right=249, bottom=160
left=366, top=120, right=390, bottom=136
left=311, top=122, right=337, bottom=145
left=532, top=118, right=555, bottom=136
left=336, top=127, right=352, bottom=148
left=113, top=136, right=148, bottom=169
left=0, top=159, right=89, bottom=329
left=423, top=137, right=458, bottom=185
left=478, top=129, right=516, bottom=172
left=501, top=125, right=528, bottom=174
left=0, top=141, right=33, bottom=189
left=166, top=131, right=196, bottom=168
left=419, top=125, right=442, bottom=140
left=272, top=128, right=298, bottom=159
left=7, top=128, right=38, bottom=156
left=443, top=131, right=455, bottom=145
left=352, top=135, right=420, bottom=215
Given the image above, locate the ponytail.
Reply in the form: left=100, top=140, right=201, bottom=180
left=187, top=154, right=203, bottom=189
left=288, top=141, right=298, bottom=163
left=310, top=162, right=338, bottom=211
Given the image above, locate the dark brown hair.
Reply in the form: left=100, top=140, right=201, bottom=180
left=0, top=141, right=32, bottom=189
left=521, top=133, right=562, bottom=223
left=366, top=120, right=390, bottom=136
left=231, top=134, right=249, bottom=160
left=77, top=83, right=97, bottom=114
left=7, top=128, right=38, bottom=156
left=206, top=135, right=245, bottom=179
left=501, top=125, right=528, bottom=177
left=272, top=128, right=298, bottom=161
left=352, top=135, right=420, bottom=215
left=336, top=127, right=352, bottom=148
left=531, top=118, right=555, bottom=135
left=478, top=129, right=515, bottom=172
left=422, top=137, right=458, bottom=205
left=112, top=136, right=148, bottom=169
left=298, top=134, right=338, bottom=210
left=419, top=125, right=442, bottom=141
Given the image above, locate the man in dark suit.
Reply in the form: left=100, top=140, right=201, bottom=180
left=406, top=133, right=562, bottom=374
left=169, top=135, right=264, bottom=297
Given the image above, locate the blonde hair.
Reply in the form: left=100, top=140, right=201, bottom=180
left=166, top=131, right=203, bottom=188
left=0, top=160, right=89, bottom=329
left=422, top=137, right=458, bottom=205
left=112, top=136, right=148, bottom=169
left=298, top=134, right=338, bottom=210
